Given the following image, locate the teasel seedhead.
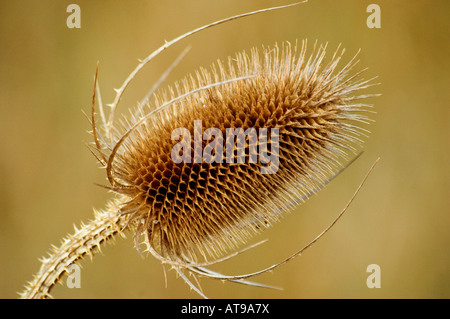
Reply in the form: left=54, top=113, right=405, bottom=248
left=92, top=39, right=375, bottom=293
left=21, top=2, right=378, bottom=299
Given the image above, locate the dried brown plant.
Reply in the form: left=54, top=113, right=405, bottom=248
left=19, top=1, right=378, bottom=299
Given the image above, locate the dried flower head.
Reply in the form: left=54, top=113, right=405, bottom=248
left=20, top=2, right=377, bottom=299
left=109, top=41, right=372, bottom=262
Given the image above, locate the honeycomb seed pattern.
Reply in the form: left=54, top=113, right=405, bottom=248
left=110, top=42, right=372, bottom=262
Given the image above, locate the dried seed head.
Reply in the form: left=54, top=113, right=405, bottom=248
left=101, top=41, right=374, bottom=264
left=21, top=3, right=378, bottom=299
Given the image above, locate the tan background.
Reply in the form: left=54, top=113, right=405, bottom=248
left=0, top=0, right=448, bottom=298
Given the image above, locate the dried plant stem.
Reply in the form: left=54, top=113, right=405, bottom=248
left=19, top=197, right=131, bottom=299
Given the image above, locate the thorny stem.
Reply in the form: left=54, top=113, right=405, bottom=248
left=19, top=197, right=131, bottom=299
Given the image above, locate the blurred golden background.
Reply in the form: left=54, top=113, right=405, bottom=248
left=0, top=0, right=448, bottom=298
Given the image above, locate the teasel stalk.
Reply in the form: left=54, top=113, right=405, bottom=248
left=19, top=1, right=379, bottom=299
